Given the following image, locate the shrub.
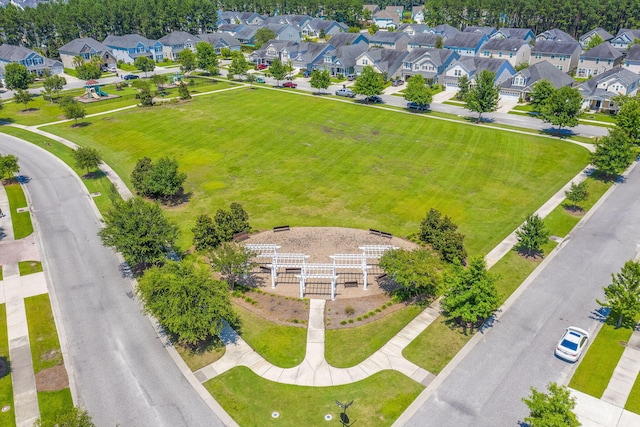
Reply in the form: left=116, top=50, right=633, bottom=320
left=340, top=320, right=347, bottom=325
left=419, top=208, right=467, bottom=263
left=363, top=314, right=369, bottom=319
left=348, top=319, right=354, bottom=323
left=357, top=316, right=362, bottom=321
left=375, top=308, right=382, bottom=313
left=344, top=305, right=355, bottom=316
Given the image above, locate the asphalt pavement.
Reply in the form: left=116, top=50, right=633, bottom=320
left=396, top=160, right=640, bottom=426
left=0, top=135, right=228, bottom=427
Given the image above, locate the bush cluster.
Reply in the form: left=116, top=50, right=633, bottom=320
left=419, top=208, right=467, bottom=264
left=192, top=202, right=250, bottom=251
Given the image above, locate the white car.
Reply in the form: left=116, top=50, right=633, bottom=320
left=555, top=326, right=589, bottom=362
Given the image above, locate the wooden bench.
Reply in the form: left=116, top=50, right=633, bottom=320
left=259, top=265, right=271, bottom=274
left=233, top=231, right=250, bottom=242
left=369, top=228, right=382, bottom=236
left=285, top=267, right=301, bottom=274
left=344, top=280, right=359, bottom=288
left=380, top=231, right=393, bottom=239
left=273, top=225, right=290, bottom=232
left=375, top=273, right=388, bottom=282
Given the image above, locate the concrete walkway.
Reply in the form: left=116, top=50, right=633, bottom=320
left=195, top=299, right=439, bottom=387
left=601, top=329, right=640, bottom=407
left=571, top=389, right=640, bottom=427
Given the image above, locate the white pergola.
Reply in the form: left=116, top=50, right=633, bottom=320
left=359, top=245, right=398, bottom=262
left=330, top=254, right=371, bottom=289
left=297, top=263, right=338, bottom=300
left=245, top=243, right=280, bottom=259
left=268, top=253, right=309, bottom=289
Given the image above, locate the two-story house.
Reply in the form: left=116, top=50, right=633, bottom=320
left=536, top=28, right=576, bottom=43
left=263, top=14, right=311, bottom=28
left=289, top=42, right=335, bottom=71
left=235, top=24, right=301, bottom=46
left=397, top=23, right=429, bottom=37
left=158, top=31, right=201, bottom=61
left=0, top=44, right=63, bottom=78
left=579, top=28, right=614, bottom=49
left=610, top=29, right=640, bottom=50
left=301, top=19, right=348, bottom=38
left=218, top=24, right=244, bottom=35
left=59, top=37, right=116, bottom=70
left=577, top=42, right=623, bottom=78
left=373, top=6, right=404, bottom=29
left=576, top=67, right=640, bottom=112
left=326, top=32, right=369, bottom=49
left=480, top=38, right=531, bottom=68
left=218, top=11, right=265, bottom=26
left=444, top=57, right=515, bottom=90
left=429, top=24, right=460, bottom=39
left=444, top=32, right=488, bottom=56
left=500, top=60, right=575, bottom=100
left=412, top=6, right=425, bottom=24
left=490, top=28, right=535, bottom=42
left=199, top=33, right=242, bottom=53
left=249, top=40, right=298, bottom=65
left=408, top=33, right=441, bottom=50
left=102, top=34, right=164, bottom=63
left=318, top=43, right=368, bottom=77
left=400, top=48, right=459, bottom=83
left=530, top=40, right=580, bottom=73
left=369, top=31, right=410, bottom=50
left=354, top=48, right=407, bottom=79
left=623, top=44, right=640, bottom=73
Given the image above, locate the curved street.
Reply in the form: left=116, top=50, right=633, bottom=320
left=0, top=134, right=227, bottom=427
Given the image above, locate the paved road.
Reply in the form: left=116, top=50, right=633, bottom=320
left=0, top=135, right=226, bottom=427
left=399, top=161, right=640, bottom=426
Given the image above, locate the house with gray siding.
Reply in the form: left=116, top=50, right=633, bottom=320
left=576, top=67, right=640, bottom=111
left=59, top=37, right=115, bottom=70
left=610, top=29, right=640, bottom=50
left=354, top=48, right=407, bottom=79
left=480, top=38, right=530, bottom=67
left=444, top=32, right=488, bottom=56
left=0, top=44, right=63, bottom=77
left=530, top=40, right=580, bottom=73
left=577, top=42, right=623, bottom=78
left=102, top=34, right=164, bottom=63
left=579, top=28, right=614, bottom=49
left=400, top=48, right=459, bottom=83
left=490, top=28, right=535, bottom=42
left=199, top=33, right=242, bottom=53
left=326, top=32, right=369, bottom=48
left=500, top=60, right=575, bottom=100
left=623, top=44, right=640, bottom=74
left=158, top=31, right=201, bottom=60
left=369, top=31, right=410, bottom=50
left=444, top=57, right=515, bottom=89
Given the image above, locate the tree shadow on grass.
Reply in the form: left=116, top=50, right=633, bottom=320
left=82, top=169, right=106, bottom=180
left=540, top=127, right=577, bottom=139
left=589, top=169, right=626, bottom=184
left=0, top=356, right=11, bottom=379
left=70, top=122, right=91, bottom=128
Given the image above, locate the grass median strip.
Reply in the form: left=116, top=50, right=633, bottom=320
left=24, top=294, right=63, bottom=373
left=625, top=372, right=640, bottom=414
left=235, top=304, right=306, bottom=368
left=4, top=182, right=33, bottom=239
left=0, top=304, right=15, bottom=427
left=205, top=367, right=423, bottom=426
left=18, top=261, right=42, bottom=276
left=37, top=389, right=73, bottom=425
left=325, top=305, right=422, bottom=368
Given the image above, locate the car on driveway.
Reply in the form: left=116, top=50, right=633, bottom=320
left=283, top=81, right=297, bottom=88
left=407, top=101, right=429, bottom=111
left=336, top=88, right=355, bottom=98
left=123, top=74, right=139, bottom=80
left=392, top=79, right=405, bottom=86
left=256, top=64, right=268, bottom=70
left=366, top=95, right=383, bottom=103
left=555, top=326, right=589, bottom=362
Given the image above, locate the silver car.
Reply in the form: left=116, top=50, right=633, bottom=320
left=555, top=326, right=589, bottom=362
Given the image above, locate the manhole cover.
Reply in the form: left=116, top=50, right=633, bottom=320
left=325, top=414, right=333, bottom=421
left=271, top=411, right=280, bottom=419
left=1, top=405, right=10, bottom=412
left=90, top=192, right=101, bottom=197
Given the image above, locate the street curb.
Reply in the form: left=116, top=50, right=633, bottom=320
left=393, top=158, right=640, bottom=426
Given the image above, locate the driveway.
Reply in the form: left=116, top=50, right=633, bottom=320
left=0, top=134, right=228, bottom=427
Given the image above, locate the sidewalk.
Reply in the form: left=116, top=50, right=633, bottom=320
left=572, top=389, right=640, bottom=426
left=601, top=329, right=640, bottom=406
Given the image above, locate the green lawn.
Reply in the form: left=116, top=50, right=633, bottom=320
left=235, top=304, right=307, bottom=368
left=37, top=389, right=73, bottom=425
left=176, top=341, right=225, bottom=372
left=18, top=261, right=43, bottom=276
left=4, top=182, right=33, bottom=239
left=325, top=305, right=422, bottom=368
left=0, top=304, right=15, bottom=427
left=569, top=316, right=634, bottom=398
left=24, top=294, right=63, bottom=373
left=625, top=372, right=640, bottom=414
left=43, top=88, right=591, bottom=253
left=205, top=367, right=423, bottom=426
left=0, top=127, right=118, bottom=215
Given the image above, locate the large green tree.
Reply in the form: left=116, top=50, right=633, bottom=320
left=269, top=58, right=287, bottom=86
left=404, top=74, right=433, bottom=107
left=597, top=260, right=640, bottom=328
left=42, top=74, right=66, bottom=101
left=134, top=56, right=155, bottom=77
left=130, top=156, right=186, bottom=201
left=615, top=95, right=640, bottom=145
left=137, top=260, right=236, bottom=346
left=5, top=62, right=33, bottom=90
left=192, top=203, right=250, bottom=251
left=465, top=70, right=499, bottom=122
left=353, top=65, right=384, bottom=98
left=209, top=242, right=256, bottom=290
left=0, top=154, right=19, bottom=181
left=379, top=248, right=442, bottom=300
left=98, top=197, right=179, bottom=267
left=309, top=68, right=330, bottom=93
left=178, top=49, right=197, bottom=74
left=590, top=127, right=635, bottom=178
left=228, top=54, right=249, bottom=79
left=515, top=213, right=550, bottom=257
left=254, top=27, right=277, bottom=48
left=441, top=257, right=499, bottom=327
left=76, top=62, right=102, bottom=80
left=61, top=98, right=86, bottom=123
left=196, top=42, right=219, bottom=75
left=540, top=85, right=583, bottom=132
left=73, top=146, right=101, bottom=174
left=529, top=80, right=555, bottom=113
left=419, top=208, right=467, bottom=264
left=522, top=383, right=580, bottom=427
left=13, top=88, right=32, bottom=110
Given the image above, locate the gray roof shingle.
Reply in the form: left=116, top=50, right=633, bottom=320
left=531, top=40, right=580, bottom=55
left=581, top=42, right=622, bottom=60
left=481, top=38, right=526, bottom=52
left=158, top=31, right=201, bottom=46
left=59, top=38, right=112, bottom=56
left=501, top=60, right=574, bottom=90
left=444, top=32, right=485, bottom=49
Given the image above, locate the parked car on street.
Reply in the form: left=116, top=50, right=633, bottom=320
left=336, top=88, right=355, bottom=98
left=283, top=81, right=297, bottom=88
left=255, top=76, right=266, bottom=83
left=123, top=74, right=139, bottom=80
left=555, top=326, right=589, bottom=362
left=366, top=95, right=383, bottom=103
left=256, top=63, right=268, bottom=70
left=407, top=101, right=429, bottom=110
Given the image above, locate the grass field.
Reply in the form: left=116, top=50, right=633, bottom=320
left=0, top=304, right=15, bottom=427
left=235, top=304, right=307, bottom=368
left=24, top=294, right=63, bottom=373
left=18, top=261, right=43, bottom=276
left=37, top=389, right=73, bottom=425
left=205, top=367, right=423, bottom=426
left=4, top=182, right=33, bottom=239
left=44, top=88, right=591, bottom=253
left=325, top=305, right=422, bottom=367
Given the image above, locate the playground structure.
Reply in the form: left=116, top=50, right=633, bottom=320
left=169, top=72, right=183, bottom=85
left=245, top=242, right=397, bottom=300
left=76, top=79, right=120, bottom=103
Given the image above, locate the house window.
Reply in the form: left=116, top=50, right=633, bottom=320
left=557, top=65, right=564, bottom=71
left=483, top=51, right=489, bottom=56
left=535, top=54, right=542, bottom=59
left=514, top=76, right=525, bottom=86
left=595, top=58, right=600, bottom=64
left=594, top=69, right=599, bottom=75
left=499, top=52, right=502, bottom=57
left=509, top=52, right=513, bottom=58
left=454, top=69, right=461, bottom=76
left=324, top=56, right=331, bottom=63
left=607, top=59, right=612, bottom=64
left=551, top=55, right=555, bottom=59
left=363, top=59, right=368, bottom=65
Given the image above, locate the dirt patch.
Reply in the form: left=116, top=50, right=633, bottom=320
left=233, top=291, right=309, bottom=326
left=35, top=364, right=69, bottom=391
left=563, top=207, right=585, bottom=217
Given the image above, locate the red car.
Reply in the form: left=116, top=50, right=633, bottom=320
left=283, top=81, right=297, bottom=88
left=256, top=63, right=268, bottom=70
